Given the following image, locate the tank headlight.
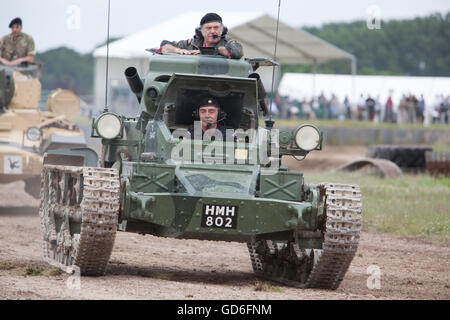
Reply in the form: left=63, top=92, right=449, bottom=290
left=294, top=125, right=321, bottom=151
left=27, top=127, right=41, bottom=141
left=96, top=113, right=122, bottom=139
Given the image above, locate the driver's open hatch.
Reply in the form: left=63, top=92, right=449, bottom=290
left=156, top=73, right=259, bottom=131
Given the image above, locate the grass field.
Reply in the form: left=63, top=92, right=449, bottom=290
left=306, top=172, right=450, bottom=245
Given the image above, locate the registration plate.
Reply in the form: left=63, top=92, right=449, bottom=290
left=201, top=204, right=238, bottom=229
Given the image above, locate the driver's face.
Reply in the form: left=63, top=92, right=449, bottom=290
left=11, top=24, right=22, bottom=37
left=199, top=105, right=218, bottom=124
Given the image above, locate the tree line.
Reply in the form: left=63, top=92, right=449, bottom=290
left=294, top=11, right=450, bottom=76
left=35, top=37, right=121, bottom=96
left=35, top=12, right=450, bottom=95
left=36, top=47, right=94, bottom=96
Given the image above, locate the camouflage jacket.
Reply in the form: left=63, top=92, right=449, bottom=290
left=0, top=32, right=35, bottom=61
left=161, top=34, right=243, bottom=59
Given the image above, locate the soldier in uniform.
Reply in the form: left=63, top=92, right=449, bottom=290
left=0, top=18, right=36, bottom=67
left=159, top=13, right=243, bottom=59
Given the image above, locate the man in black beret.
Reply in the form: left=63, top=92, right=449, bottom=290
left=159, top=13, right=243, bottom=59
left=188, top=97, right=230, bottom=141
left=0, top=17, right=35, bottom=67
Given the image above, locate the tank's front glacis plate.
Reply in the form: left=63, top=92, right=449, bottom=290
left=119, top=160, right=314, bottom=243
left=120, top=192, right=315, bottom=243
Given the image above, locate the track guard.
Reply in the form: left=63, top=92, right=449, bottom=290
left=43, top=147, right=98, bottom=167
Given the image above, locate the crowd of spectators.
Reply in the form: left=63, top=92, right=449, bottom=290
left=275, top=92, right=450, bottom=125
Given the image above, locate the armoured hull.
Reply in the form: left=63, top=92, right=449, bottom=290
left=39, top=53, right=362, bottom=289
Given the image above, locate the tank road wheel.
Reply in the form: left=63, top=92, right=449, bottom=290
left=39, top=165, right=120, bottom=276
left=247, top=183, right=362, bottom=290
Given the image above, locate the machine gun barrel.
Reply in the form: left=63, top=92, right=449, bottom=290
left=125, top=67, right=143, bottom=103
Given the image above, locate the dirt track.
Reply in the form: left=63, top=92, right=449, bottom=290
left=0, top=146, right=449, bottom=300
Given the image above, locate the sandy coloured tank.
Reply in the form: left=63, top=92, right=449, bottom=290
left=0, top=63, right=87, bottom=198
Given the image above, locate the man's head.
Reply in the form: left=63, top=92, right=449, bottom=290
left=198, top=97, right=220, bottom=130
left=200, top=13, right=223, bottom=45
left=9, top=17, right=22, bottom=37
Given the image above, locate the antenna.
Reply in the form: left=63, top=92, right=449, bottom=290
left=104, top=0, right=111, bottom=112
left=265, top=0, right=281, bottom=130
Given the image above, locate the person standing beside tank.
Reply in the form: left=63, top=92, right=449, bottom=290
left=159, top=13, right=243, bottom=59
left=0, top=18, right=35, bottom=67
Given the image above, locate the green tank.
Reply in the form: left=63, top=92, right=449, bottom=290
left=39, top=53, right=362, bottom=290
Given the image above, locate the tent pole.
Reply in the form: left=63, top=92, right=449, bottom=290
left=312, top=60, right=317, bottom=101
left=351, top=58, right=357, bottom=103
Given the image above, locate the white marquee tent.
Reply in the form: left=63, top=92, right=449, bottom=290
left=278, top=72, right=450, bottom=111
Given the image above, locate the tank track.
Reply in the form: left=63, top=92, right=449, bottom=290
left=247, top=183, right=362, bottom=290
left=39, top=165, right=120, bottom=276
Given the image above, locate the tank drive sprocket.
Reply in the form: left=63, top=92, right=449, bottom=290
left=39, top=165, right=120, bottom=275
left=247, top=183, right=362, bottom=289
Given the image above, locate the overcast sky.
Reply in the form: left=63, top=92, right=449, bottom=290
left=2, top=0, right=449, bottom=53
